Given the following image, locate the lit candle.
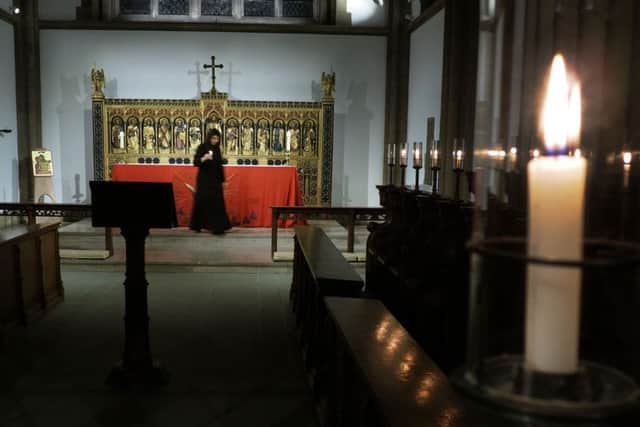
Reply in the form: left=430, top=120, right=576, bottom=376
left=623, top=151, right=632, bottom=189
left=399, top=143, right=408, bottom=167
left=387, top=143, right=396, bottom=166
left=507, top=147, right=517, bottom=171
left=413, top=142, right=423, bottom=169
left=453, top=138, right=464, bottom=170
left=525, top=54, right=586, bottom=374
left=430, top=139, right=440, bottom=168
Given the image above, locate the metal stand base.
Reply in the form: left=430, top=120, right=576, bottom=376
left=452, top=355, right=640, bottom=422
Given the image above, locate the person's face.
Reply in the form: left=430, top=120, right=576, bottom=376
left=210, top=134, right=220, bottom=145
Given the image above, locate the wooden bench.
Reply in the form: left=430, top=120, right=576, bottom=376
left=320, top=296, right=497, bottom=427
left=0, top=223, right=64, bottom=330
left=271, top=206, right=386, bottom=259
left=290, top=225, right=364, bottom=382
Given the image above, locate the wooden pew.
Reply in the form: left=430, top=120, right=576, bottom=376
left=321, top=296, right=500, bottom=427
left=0, top=223, right=64, bottom=330
left=290, top=225, right=364, bottom=387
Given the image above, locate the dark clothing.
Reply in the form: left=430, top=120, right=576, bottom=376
left=190, top=142, right=231, bottom=233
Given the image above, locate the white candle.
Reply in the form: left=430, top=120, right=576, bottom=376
left=525, top=54, right=586, bottom=374
left=119, top=130, right=125, bottom=149
left=286, top=130, right=291, bottom=152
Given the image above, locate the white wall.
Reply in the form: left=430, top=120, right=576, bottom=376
left=40, top=30, right=386, bottom=206
left=0, top=20, right=19, bottom=202
left=346, top=0, right=387, bottom=26
left=406, top=9, right=444, bottom=183
left=39, top=0, right=80, bottom=20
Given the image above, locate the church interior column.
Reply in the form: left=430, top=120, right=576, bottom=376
left=383, top=0, right=410, bottom=186
left=439, top=0, right=479, bottom=199
left=14, top=0, right=42, bottom=202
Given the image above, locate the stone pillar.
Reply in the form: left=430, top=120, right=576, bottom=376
left=14, top=0, right=42, bottom=202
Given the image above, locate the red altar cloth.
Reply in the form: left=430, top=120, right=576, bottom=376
left=111, top=164, right=303, bottom=227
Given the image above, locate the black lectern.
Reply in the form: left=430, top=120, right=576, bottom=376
left=90, top=181, right=177, bottom=387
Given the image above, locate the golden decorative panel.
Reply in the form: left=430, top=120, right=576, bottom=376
left=91, top=68, right=336, bottom=205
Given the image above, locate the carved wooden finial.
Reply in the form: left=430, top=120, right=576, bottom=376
left=321, top=72, right=335, bottom=100
left=91, top=67, right=105, bottom=98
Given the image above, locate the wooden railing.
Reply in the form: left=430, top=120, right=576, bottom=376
left=0, top=203, right=113, bottom=256
left=270, top=206, right=386, bottom=259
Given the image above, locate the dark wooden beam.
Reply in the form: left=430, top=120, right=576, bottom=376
left=15, top=0, right=42, bottom=202
left=0, top=8, right=18, bottom=25
left=439, top=0, right=479, bottom=198
left=382, top=0, right=410, bottom=185
left=498, top=0, right=515, bottom=144
left=39, top=19, right=389, bottom=36
left=629, top=0, right=640, bottom=146
left=408, top=0, right=445, bottom=33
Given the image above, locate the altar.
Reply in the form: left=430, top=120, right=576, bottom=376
left=111, top=164, right=302, bottom=227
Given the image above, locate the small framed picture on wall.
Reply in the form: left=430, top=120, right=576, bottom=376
left=32, top=149, right=53, bottom=177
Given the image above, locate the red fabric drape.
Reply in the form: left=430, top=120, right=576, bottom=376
left=111, top=164, right=303, bottom=227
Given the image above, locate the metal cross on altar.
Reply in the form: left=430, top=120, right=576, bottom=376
left=203, top=56, right=224, bottom=93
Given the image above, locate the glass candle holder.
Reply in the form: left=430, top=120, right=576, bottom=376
left=451, top=153, right=640, bottom=423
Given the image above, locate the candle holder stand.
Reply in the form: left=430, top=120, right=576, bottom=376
left=413, top=166, right=421, bottom=191
left=431, top=166, right=440, bottom=194
left=400, top=165, right=407, bottom=188
left=388, top=164, right=395, bottom=185
left=452, top=237, right=640, bottom=423
left=453, top=168, right=464, bottom=200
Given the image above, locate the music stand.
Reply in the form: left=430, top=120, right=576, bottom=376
left=90, top=181, right=177, bottom=387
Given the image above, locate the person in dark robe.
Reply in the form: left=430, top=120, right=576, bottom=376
left=190, top=128, right=231, bottom=234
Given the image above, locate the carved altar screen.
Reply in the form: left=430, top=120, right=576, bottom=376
left=91, top=69, right=335, bottom=205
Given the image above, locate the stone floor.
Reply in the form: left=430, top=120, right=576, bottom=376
left=0, top=220, right=371, bottom=427
left=58, top=218, right=370, bottom=267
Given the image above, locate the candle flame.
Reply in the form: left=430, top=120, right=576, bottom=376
left=623, top=151, right=632, bottom=165
left=541, top=54, right=581, bottom=154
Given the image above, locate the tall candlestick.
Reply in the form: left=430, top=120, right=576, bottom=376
left=525, top=54, right=586, bottom=374
left=119, top=131, right=125, bottom=149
